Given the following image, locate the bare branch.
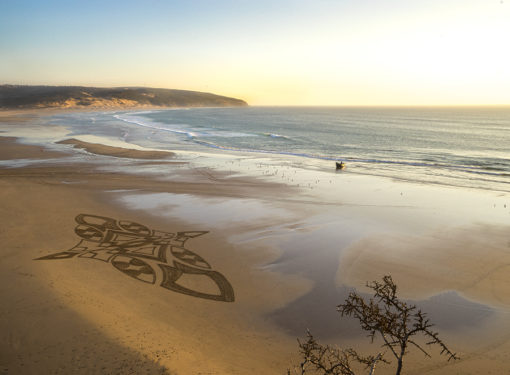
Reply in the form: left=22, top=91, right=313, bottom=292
left=291, top=275, right=459, bottom=375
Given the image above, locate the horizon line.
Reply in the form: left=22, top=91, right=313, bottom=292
left=2, top=83, right=509, bottom=108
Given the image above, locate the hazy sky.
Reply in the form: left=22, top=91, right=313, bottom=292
left=1, top=0, right=509, bottom=105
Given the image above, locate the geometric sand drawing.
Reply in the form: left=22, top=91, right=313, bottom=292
left=35, top=214, right=234, bottom=302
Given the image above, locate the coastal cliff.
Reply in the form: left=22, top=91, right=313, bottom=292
left=0, top=85, right=247, bottom=109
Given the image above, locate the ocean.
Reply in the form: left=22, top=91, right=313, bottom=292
left=49, top=106, right=510, bottom=193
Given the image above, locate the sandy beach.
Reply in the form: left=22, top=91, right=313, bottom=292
left=1, top=110, right=510, bottom=374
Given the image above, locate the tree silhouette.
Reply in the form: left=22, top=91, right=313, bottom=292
left=288, top=275, right=458, bottom=375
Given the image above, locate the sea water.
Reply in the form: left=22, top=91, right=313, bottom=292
left=47, top=107, right=510, bottom=193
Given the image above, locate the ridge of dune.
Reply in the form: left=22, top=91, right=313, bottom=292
left=0, top=85, right=248, bottom=109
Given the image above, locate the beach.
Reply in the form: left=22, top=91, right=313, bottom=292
left=1, top=109, right=510, bottom=374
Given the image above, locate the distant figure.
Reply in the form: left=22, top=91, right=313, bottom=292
left=336, top=161, right=345, bottom=170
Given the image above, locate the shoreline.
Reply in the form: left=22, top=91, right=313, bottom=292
left=6, top=107, right=510, bottom=193
left=1, top=110, right=510, bottom=374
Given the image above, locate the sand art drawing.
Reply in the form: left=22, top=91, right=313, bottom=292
left=35, top=214, right=234, bottom=302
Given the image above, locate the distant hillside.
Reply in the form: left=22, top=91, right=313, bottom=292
left=0, top=85, right=247, bottom=109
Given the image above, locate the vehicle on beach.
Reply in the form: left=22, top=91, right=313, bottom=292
left=336, top=161, right=345, bottom=170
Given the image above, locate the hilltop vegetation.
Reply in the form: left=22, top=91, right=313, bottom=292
left=0, top=85, right=247, bottom=109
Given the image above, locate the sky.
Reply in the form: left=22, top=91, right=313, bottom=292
left=1, top=0, right=509, bottom=106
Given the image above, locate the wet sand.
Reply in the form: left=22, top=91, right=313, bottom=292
left=57, top=138, right=175, bottom=159
left=0, top=134, right=305, bottom=374
left=0, top=137, right=64, bottom=160
left=1, top=111, right=510, bottom=374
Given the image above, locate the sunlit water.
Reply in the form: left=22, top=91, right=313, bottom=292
left=47, top=106, right=510, bottom=192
